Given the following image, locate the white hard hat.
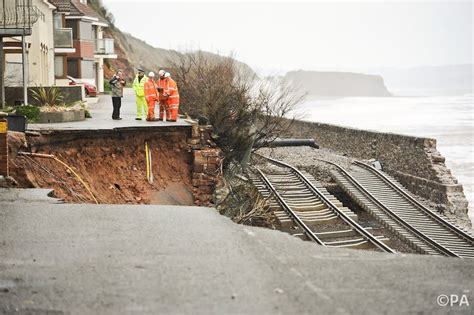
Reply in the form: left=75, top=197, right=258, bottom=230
left=148, top=71, right=155, bottom=77
left=164, top=72, right=171, bottom=78
left=158, top=70, right=166, bottom=77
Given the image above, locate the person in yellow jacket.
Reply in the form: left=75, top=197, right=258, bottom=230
left=132, top=69, right=147, bottom=120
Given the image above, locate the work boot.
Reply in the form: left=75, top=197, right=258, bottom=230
left=135, top=117, right=142, bottom=120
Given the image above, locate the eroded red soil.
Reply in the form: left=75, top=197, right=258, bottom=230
left=9, top=131, right=193, bottom=205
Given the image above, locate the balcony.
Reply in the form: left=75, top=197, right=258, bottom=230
left=94, top=38, right=115, bottom=55
left=0, top=0, right=38, bottom=36
left=54, top=28, right=73, bottom=48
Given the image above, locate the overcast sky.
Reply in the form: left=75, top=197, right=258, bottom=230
left=101, top=0, right=473, bottom=74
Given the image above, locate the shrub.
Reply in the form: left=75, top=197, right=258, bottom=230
left=31, top=86, right=64, bottom=107
left=78, top=101, right=92, bottom=118
left=103, top=80, right=112, bottom=93
left=14, top=105, right=40, bottom=123
left=167, top=51, right=304, bottom=167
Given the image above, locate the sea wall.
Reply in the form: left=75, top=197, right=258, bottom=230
left=284, top=120, right=469, bottom=224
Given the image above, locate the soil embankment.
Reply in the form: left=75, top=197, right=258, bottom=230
left=9, top=130, right=193, bottom=205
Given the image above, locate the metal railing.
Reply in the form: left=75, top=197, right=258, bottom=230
left=94, top=38, right=114, bottom=55
left=54, top=28, right=73, bottom=48
left=0, top=0, right=38, bottom=32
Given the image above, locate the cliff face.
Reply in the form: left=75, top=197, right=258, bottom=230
left=285, top=70, right=392, bottom=97
left=103, top=31, right=256, bottom=82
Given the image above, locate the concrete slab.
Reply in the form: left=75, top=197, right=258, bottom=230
left=27, top=89, right=192, bottom=132
left=0, top=203, right=472, bottom=314
left=0, top=188, right=62, bottom=204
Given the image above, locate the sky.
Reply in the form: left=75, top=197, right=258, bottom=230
left=101, top=0, right=473, bottom=74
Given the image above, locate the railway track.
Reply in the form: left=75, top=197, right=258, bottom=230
left=250, top=155, right=396, bottom=253
left=330, top=160, right=474, bottom=258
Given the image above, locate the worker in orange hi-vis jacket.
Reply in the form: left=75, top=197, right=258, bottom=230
left=157, top=70, right=168, bottom=121
left=162, top=72, right=180, bottom=122
left=143, top=72, right=159, bottom=121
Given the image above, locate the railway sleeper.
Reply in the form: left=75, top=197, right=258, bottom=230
left=314, top=228, right=373, bottom=240
left=277, top=216, right=340, bottom=227
left=268, top=203, right=328, bottom=212
left=325, top=236, right=389, bottom=249
left=275, top=211, right=336, bottom=221
left=273, top=206, right=357, bottom=220
left=333, top=174, right=437, bottom=255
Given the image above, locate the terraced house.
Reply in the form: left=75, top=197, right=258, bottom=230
left=52, top=0, right=116, bottom=92
left=0, top=0, right=115, bottom=105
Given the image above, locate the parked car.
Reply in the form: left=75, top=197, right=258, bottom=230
left=68, top=76, right=97, bottom=97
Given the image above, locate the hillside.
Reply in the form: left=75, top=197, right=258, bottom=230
left=285, top=70, right=392, bottom=97
left=88, top=1, right=255, bottom=82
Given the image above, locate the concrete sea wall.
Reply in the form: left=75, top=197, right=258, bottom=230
left=284, top=120, right=469, bottom=224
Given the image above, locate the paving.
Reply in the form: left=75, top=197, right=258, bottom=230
left=0, top=189, right=473, bottom=314
left=27, top=88, right=191, bottom=132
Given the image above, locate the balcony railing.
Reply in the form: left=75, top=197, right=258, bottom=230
left=0, top=0, right=38, bottom=33
left=94, top=38, right=114, bottom=55
left=54, top=28, right=73, bottom=48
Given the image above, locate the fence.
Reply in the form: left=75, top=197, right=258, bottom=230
left=0, top=0, right=38, bottom=34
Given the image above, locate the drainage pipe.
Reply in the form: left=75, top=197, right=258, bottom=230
left=256, top=139, right=320, bottom=149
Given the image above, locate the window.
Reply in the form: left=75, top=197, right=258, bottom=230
left=66, top=20, right=79, bottom=40
left=79, top=21, right=93, bottom=40
left=53, top=13, right=63, bottom=29
left=67, top=59, right=79, bottom=78
left=54, top=56, right=65, bottom=78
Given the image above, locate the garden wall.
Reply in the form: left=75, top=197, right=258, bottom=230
left=2, top=86, right=84, bottom=106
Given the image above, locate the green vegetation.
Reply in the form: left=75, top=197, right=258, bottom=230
left=4, top=99, right=92, bottom=123
left=14, top=105, right=40, bottom=123
left=88, top=0, right=115, bottom=27
left=103, top=80, right=112, bottom=93
left=78, top=101, right=92, bottom=118
left=31, top=86, right=64, bottom=107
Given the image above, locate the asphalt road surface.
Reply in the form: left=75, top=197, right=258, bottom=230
left=0, top=189, right=473, bottom=314
left=27, top=88, right=190, bottom=132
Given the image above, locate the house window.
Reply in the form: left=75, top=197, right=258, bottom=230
left=79, top=21, right=93, bottom=40
left=67, top=59, right=79, bottom=78
left=53, top=13, right=63, bottom=29
left=66, top=20, right=79, bottom=40
left=54, top=56, right=65, bottom=78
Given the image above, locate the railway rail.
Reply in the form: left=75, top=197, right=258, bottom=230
left=250, top=154, right=396, bottom=253
left=329, top=160, right=474, bottom=258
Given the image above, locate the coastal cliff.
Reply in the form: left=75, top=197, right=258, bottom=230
left=88, top=0, right=255, bottom=82
left=285, top=70, right=392, bottom=97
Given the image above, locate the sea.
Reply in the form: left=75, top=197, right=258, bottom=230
left=295, top=93, right=474, bottom=224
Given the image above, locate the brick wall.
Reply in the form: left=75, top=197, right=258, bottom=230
left=188, top=122, right=223, bottom=206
